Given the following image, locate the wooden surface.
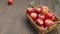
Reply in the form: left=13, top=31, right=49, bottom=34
left=0, top=0, right=60, bottom=34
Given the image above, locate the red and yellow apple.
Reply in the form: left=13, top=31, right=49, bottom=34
left=38, top=14, right=45, bottom=20
left=8, top=0, right=13, bottom=5
left=26, top=7, right=34, bottom=14
left=44, top=19, right=54, bottom=27
left=35, top=18, right=44, bottom=26
left=39, top=25, right=44, bottom=29
left=33, top=7, right=41, bottom=14
left=45, top=12, right=55, bottom=20
left=30, top=12, right=37, bottom=20
left=41, top=6, right=49, bottom=14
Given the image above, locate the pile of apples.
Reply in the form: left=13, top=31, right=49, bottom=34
left=26, top=6, right=55, bottom=29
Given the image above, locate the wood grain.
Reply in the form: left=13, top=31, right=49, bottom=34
left=0, top=0, right=60, bottom=34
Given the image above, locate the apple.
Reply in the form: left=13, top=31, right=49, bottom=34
left=35, top=18, right=44, bottom=26
left=30, top=13, right=37, bottom=20
left=38, top=14, right=45, bottom=20
left=40, top=25, right=44, bottom=29
left=45, top=12, right=55, bottom=20
left=44, top=19, right=54, bottom=27
left=33, top=7, right=41, bottom=14
left=26, top=7, right=34, bottom=14
left=41, top=6, right=49, bottom=14
left=8, top=0, right=13, bottom=5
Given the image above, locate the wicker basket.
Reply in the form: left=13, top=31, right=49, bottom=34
left=26, top=5, right=60, bottom=34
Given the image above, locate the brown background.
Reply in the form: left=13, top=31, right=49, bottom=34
left=0, top=0, right=60, bottom=34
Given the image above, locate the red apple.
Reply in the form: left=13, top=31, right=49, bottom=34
left=40, top=25, right=44, bottom=29
left=26, top=8, right=34, bottom=14
left=38, top=14, right=45, bottom=20
left=45, top=12, right=55, bottom=20
left=33, top=7, right=41, bottom=14
left=30, top=13, right=37, bottom=20
left=44, top=19, right=54, bottom=27
left=35, top=18, right=44, bottom=26
left=41, top=6, right=49, bottom=14
left=8, top=0, right=13, bottom=5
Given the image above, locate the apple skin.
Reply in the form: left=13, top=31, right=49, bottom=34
left=38, top=14, right=45, bottom=20
left=33, top=7, right=41, bottom=14
left=41, top=6, right=49, bottom=14
left=30, top=13, right=37, bottom=20
left=45, top=12, right=55, bottom=20
left=26, top=8, right=34, bottom=14
left=44, top=19, right=54, bottom=27
left=8, top=0, right=13, bottom=5
left=35, top=18, right=44, bottom=26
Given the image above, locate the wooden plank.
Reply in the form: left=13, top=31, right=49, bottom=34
left=0, top=0, right=12, bottom=33
left=12, top=0, right=37, bottom=34
left=0, top=0, right=60, bottom=34
left=0, top=1, right=22, bottom=34
left=52, top=0, right=60, bottom=34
